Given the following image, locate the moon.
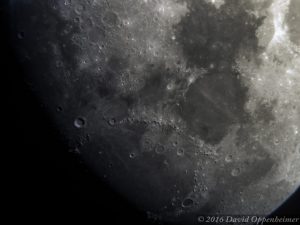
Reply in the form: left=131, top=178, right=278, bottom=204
left=9, top=0, right=300, bottom=223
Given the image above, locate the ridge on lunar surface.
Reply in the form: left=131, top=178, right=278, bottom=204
left=10, top=0, right=300, bottom=224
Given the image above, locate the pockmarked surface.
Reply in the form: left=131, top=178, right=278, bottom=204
left=10, top=0, right=300, bottom=224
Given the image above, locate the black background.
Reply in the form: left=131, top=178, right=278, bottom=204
left=1, top=2, right=153, bottom=224
left=1, top=1, right=299, bottom=224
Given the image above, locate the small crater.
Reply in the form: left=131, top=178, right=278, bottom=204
left=56, top=106, right=63, bottom=112
left=142, top=138, right=154, bottom=152
left=17, top=31, right=25, bottom=40
left=129, top=152, right=136, bottom=159
left=74, top=4, right=85, bottom=15
left=225, top=154, right=233, bottom=163
left=74, top=117, right=86, bottom=128
left=74, top=17, right=81, bottom=23
left=102, top=11, right=119, bottom=27
left=108, top=118, right=116, bottom=126
left=182, top=198, right=194, bottom=208
left=177, top=148, right=185, bottom=157
left=231, top=168, right=240, bottom=177
left=155, top=144, right=166, bottom=154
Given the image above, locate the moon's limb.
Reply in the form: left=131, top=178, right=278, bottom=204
left=10, top=0, right=300, bottom=224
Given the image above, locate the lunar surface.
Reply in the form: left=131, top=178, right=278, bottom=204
left=10, top=0, right=300, bottom=224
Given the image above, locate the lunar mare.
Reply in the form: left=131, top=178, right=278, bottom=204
left=10, top=0, right=299, bottom=224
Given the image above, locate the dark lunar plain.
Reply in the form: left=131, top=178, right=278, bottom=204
left=1, top=0, right=300, bottom=224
